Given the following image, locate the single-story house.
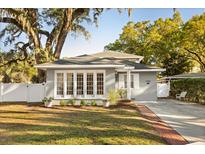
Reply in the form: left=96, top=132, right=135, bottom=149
left=35, top=51, right=165, bottom=104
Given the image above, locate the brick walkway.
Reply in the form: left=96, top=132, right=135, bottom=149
left=136, top=104, right=189, bottom=145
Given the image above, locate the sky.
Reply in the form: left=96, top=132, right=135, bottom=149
left=0, top=8, right=204, bottom=58
left=62, top=8, right=205, bottom=58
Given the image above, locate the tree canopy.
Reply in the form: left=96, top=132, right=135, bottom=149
left=105, top=11, right=205, bottom=75
left=0, top=9, right=105, bottom=64
left=182, top=13, right=205, bottom=71
left=0, top=8, right=106, bottom=82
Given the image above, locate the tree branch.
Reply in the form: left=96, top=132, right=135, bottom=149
left=38, top=29, right=49, bottom=37
left=0, top=56, right=27, bottom=67
left=2, top=9, right=43, bottom=64
left=45, top=25, right=59, bottom=53
left=0, top=17, right=22, bottom=29
left=184, top=47, right=205, bottom=71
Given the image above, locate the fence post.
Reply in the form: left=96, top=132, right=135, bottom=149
left=43, top=82, right=46, bottom=98
left=26, top=83, right=29, bottom=103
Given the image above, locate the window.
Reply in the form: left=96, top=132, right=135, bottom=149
left=97, top=73, right=104, bottom=95
left=87, top=73, right=93, bottom=95
left=67, top=73, right=73, bottom=95
left=55, top=71, right=105, bottom=98
left=56, top=73, right=64, bottom=96
left=77, top=73, right=84, bottom=95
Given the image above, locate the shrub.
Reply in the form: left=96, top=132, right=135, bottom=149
left=42, top=97, right=54, bottom=106
left=170, top=78, right=205, bottom=105
left=107, top=89, right=120, bottom=105
left=91, top=100, right=97, bottom=106
left=67, top=99, right=74, bottom=105
left=42, top=97, right=53, bottom=103
left=117, top=89, right=127, bottom=99
left=60, top=100, right=67, bottom=106
left=86, top=101, right=91, bottom=106
left=80, top=100, right=86, bottom=106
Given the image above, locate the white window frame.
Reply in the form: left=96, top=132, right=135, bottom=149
left=96, top=72, right=105, bottom=95
left=55, top=72, right=64, bottom=98
left=76, top=72, right=84, bottom=96
left=86, top=73, right=94, bottom=96
left=54, top=70, right=105, bottom=99
left=66, top=72, right=74, bottom=95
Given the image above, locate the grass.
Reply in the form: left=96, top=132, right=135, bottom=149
left=0, top=103, right=166, bottom=145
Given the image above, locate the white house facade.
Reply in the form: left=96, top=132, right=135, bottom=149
left=36, top=51, right=165, bottom=103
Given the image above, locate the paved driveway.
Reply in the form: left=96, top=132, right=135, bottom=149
left=138, top=99, right=205, bottom=143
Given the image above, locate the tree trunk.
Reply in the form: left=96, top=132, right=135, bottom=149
left=54, top=9, right=73, bottom=59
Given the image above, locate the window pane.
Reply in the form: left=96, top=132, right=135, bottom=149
left=57, top=73, right=64, bottom=95
left=87, top=73, right=93, bottom=95
left=67, top=73, right=73, bottom=95
left=97, top=73, right=104, bottom=95
left=124, top=75, right=127, bottom=88
left=77, top=73, right=84, bottom=95
left=131, top=75, right=134, bottom=88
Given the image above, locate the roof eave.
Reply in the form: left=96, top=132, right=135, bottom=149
left=35, top=64, right=125, bottom=69
left=116, top=68, right=166, bottom=72
left=132, top=68, right=166, bottom=72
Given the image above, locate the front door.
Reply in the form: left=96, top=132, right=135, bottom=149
left=118, top=73, right=139, bottom=99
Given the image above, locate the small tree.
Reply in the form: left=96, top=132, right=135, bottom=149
left=107, top=89, right=120, bottom=105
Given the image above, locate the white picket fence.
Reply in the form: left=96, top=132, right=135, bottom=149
left=0, top=83, right=46, bottom=103
left=157, top=82, right=170, bottom=98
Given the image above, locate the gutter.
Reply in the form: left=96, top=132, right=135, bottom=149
left=35, top=64, right=125, bottom=70
left=116, top=68, right=166, bottom=72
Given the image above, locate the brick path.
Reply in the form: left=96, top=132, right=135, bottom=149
left=136, top=104, right=189, bottom=145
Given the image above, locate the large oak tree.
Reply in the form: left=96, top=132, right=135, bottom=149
left=0, top=8, right=104, bottom=64
left=0, top=8, right=105, bottom=82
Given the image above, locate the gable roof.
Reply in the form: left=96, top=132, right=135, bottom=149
left=87, top=50, right=143, bottom=60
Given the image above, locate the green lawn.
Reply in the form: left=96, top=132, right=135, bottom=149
left=0, top=103, right=165, bottom=144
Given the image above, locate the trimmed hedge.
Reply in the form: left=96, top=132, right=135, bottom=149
left=170, top=78, right=205, bottom=105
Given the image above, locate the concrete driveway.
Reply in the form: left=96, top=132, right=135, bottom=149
left=138, top=99, right=205, bottom=144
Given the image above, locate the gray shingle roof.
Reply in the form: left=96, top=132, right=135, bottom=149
left=85, top=50, right=143, bottom=59
left=35, top=50, right=162, bottom=70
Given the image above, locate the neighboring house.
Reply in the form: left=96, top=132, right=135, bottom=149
left=35, top=51, right=165, bottom=104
